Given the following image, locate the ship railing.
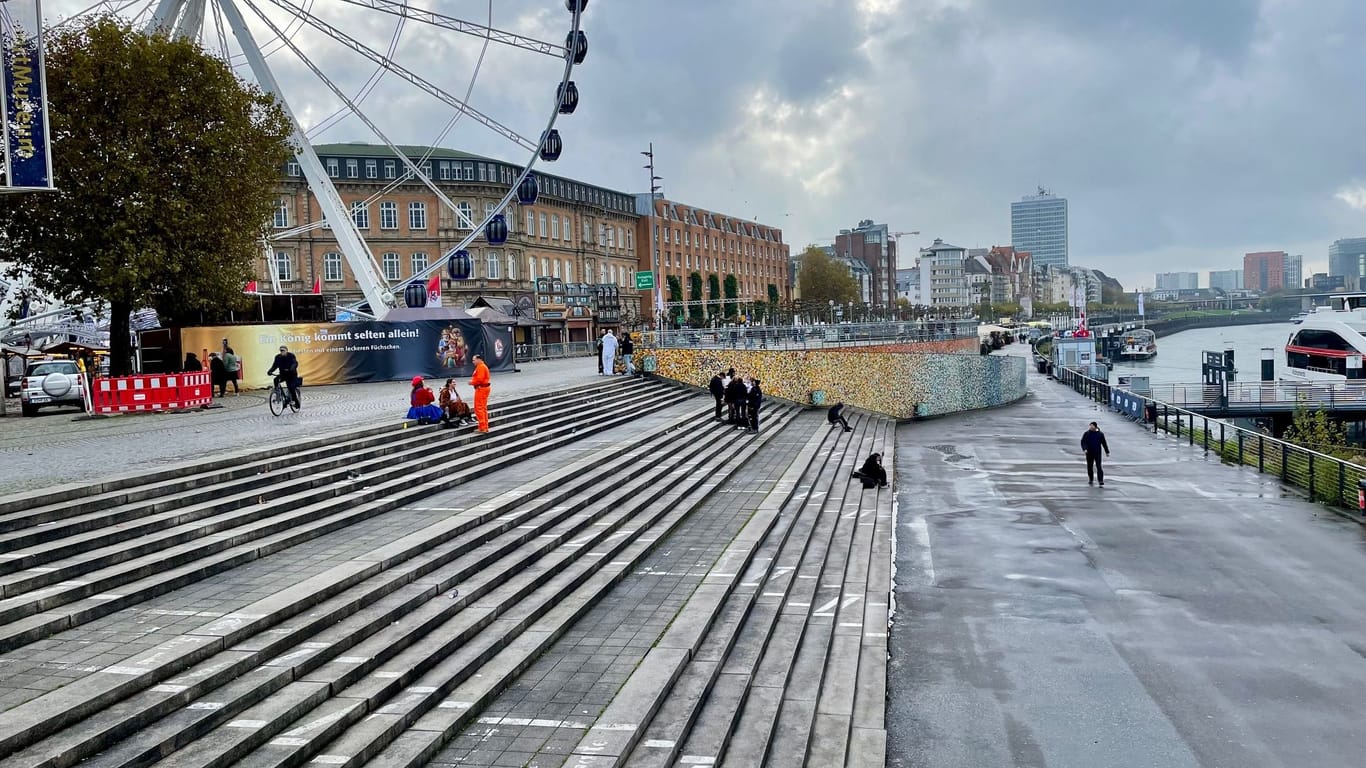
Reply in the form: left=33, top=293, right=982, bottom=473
left=1054, top=365, right=1366, bottom=513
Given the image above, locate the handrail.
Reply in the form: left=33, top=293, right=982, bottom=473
left=1051, top=364, right=1366, bottom=512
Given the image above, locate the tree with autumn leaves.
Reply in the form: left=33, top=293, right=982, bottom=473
left=0, top=17, right=293, bottom=374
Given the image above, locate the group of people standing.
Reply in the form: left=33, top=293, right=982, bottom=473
left=182, top=343, right=242, bottom=398
left=707, top=368, right=764, bottom=434
left=597, top=330, right=636, bottom=377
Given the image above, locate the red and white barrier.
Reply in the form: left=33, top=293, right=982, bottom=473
left=92, top=372, right=213, bottom=414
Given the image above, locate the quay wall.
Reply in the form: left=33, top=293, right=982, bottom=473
left=642, top=340, right=1027, bottom=420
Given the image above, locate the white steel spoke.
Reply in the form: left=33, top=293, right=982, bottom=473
left=262, top=0, right=538, bottom=152
left=335, top=0, right=566, bottom=58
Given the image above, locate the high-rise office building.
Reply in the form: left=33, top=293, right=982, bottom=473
left=1244, top=251, right=1286, bottom=292
left=1328, top=238, right=1366, bottom=282
left=1155, top=272, right=1198, bottom=291
left=1283, top=254, right=1303, bottom=291
left=1010, top=188, right=1068, bottom=270
left=834, top=220, right=897, bottom=308
left=1208, top=269, right=1243, bottom=292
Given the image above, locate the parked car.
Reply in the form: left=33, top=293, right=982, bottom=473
left=19, top=359, right=85, bottom=416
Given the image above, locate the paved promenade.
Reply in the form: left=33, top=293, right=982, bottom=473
left=889, top=354, right=1366, bottom=767
left=0, top=357, right=604, bottom=495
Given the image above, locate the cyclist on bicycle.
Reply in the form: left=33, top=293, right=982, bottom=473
left=267, top=344, right=300, bottom=407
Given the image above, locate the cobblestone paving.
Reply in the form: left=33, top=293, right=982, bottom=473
left=0, top=357, right=602, bottom=495
left=427, top=415, right=821, bottom=768
left=0, top=396, right=705, bottom=713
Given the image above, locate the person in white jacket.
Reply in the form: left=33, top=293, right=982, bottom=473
left=600, top=329, right=618, bottom=376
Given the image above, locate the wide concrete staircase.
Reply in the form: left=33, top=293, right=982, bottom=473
left=0, top=377, right=895, bottom=768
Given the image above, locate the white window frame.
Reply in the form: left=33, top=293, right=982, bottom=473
left=526, top=211, right=536, bottom=237
left=326, top=159, right=339, bottom=178
left=345, top=159, right=358, bottom=178
left=381, top=252, right=401, bottom=281
left=351, top=201, right=369, bottom=229
left=506, top=252, right=517, bottom=280
left=286, top=161, right=300, bottom=177
left=383, top=160, right=397, bottom=179
left=540, top=213, right=548, bottom=239
left=562, top=215, right=571, bottom=242
left=551, top=215, right=560, bottom=240
left=411, top=252, right=429, bottom=276
left=457, top=202, right=473, bottom=230
left=380, top=201, right=399, bottom=230
left=365, top=160, right=377, bottom=179
left=439, top=162, right=452, bottom=181
left=274, top=251, right=293, bottom=281
left=273, top=198, right=289, bottom=229
left=487, top=251, right=501, bottom=280
left=323, top=252, right=343, bottom=282
left=409, top=201, right=427, bottom=231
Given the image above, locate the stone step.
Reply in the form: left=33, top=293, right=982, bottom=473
left=0, top=382, right=683, bottom=628
left=0, top=400, right=792, bottom=766
left=664, top=418, right=886, bottom=768
left=363, top=411, right=810, bottom=768
left=0, top=378, right=636, bottom=527
left=152, top=407, right=804, bottom=768
left=763, top=420, right=894, bottom=768
left=0, top=386, right=695, bottom=654
left=0, top=379, right=644, bottom=562
left=556, top=413, right=876, bottom=767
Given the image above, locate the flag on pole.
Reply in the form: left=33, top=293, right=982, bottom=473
left=427, top=274, right=442, bottom=307
left=311, top=277, right=321, bottom=295
left=243, top=281, right=258, bottom=294
left=1137, top=292, right=1145, bottom=317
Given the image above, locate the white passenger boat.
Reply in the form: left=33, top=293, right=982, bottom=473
left=1283, top=295, right=1366, bottom=382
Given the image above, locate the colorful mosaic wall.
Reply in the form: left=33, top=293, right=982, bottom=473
left=643, top=345, right=1026, bottom=420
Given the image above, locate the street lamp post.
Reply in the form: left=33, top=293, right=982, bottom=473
left=640, top=144, right=664, bottom=337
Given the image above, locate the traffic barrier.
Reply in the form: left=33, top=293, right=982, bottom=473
left=92, top=372, right=213, bottom=414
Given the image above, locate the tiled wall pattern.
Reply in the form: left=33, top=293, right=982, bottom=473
left=644, top=344, right=1026, bottom=420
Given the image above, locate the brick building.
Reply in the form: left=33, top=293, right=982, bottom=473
left=635, top=196, right=791, bottom=325
left=1243, top=251, right=1286, bottom=292
left=834, top=220, right=897, bottom=309
left=266, top=144, right=640, bottom=341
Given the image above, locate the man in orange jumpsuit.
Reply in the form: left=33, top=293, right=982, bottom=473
left=470, top=353, right=491, bottom=433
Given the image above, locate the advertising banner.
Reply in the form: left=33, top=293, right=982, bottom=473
left=1, top=0, right=54, bottom=190
left=180, top=320, right=514, bottom=390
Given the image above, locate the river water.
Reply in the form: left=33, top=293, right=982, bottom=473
left=1106, top=322, right=1296, bottom=387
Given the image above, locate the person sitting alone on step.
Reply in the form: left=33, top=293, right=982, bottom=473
left=828, top=402, right=853, bottom=433
left=852, top=452, right=888, bottom=489
left=439, top=378, right=473, bottom=426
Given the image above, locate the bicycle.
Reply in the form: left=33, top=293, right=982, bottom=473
left=268, top=376, right=301, bottom=416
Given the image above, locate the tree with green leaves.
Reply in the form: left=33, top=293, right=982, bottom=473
left=707, top=274, right=721, bottom=320
left=797, top=246, right=858, bottom=307
left=1283, top=402, right=1349, bottom=456
left=0, top=18, right=293, bottom=375
left=724, top=274, right=739, bottom=319
left=666, top=274, right=683, bottom=326
left=767, top=283, right=780, bottom=307
left=688, top=272, right=704, bottom=325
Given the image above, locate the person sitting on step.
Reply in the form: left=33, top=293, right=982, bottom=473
left=851, top=452, right=888, bottom=489
left=828, top=402, right=854, bottom=433
left=406, top=376, right=443, bottom=425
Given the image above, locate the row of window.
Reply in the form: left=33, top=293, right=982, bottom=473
left=662, top=251, right=784, bottom=279
left=273, top=250, right=642, bottom=288
left=287, top=158, right=634, bottom=212
left=654, top=225, right=782, bottom=259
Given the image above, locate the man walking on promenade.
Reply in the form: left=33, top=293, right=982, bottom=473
left=470, top=353, right=491, bottom=433
left=1081, top=421, right=1110, bottom=486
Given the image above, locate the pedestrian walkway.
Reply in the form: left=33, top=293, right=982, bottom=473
left=889, top=360, right=1366, bottom=768
left=0, top=357, right=605, bottom=495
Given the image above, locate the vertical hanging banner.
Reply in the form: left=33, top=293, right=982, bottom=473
left=1, top=0, right=55, bottom=191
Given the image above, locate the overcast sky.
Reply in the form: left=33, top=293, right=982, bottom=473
left=49, top=0, right=1366, bottom=290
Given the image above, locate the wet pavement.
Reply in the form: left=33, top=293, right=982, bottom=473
left=889, top=358, right=1366, bottom=768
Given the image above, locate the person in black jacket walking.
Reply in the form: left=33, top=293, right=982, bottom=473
left=1081, top=421, right=1110, bottom=486
left=708, top=371, right=725, bottom=421
left=745, top=378, right=763, bottom=433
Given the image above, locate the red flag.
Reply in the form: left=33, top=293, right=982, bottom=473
left=427, top=273, right=442, bottom=307
left=312, top=277, right=321, bottom=294
left=244, top=280, right=258, bottom=294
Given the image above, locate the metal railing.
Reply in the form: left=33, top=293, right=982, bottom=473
left=641, top=321, right=978, bottom=351
left=1142, top=380, right=1366, bottom=410
left=1053, top=365, right=1366, bottom=512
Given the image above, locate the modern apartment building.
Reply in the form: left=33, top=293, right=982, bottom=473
left=1243, top=251, right=1287, bottom=292
left=918, top=239, right=970, bottom=308
left=268, top=143, right=640, bottom=341
left=834, top=220, right=897, bottom=309
left=635, top=196, right=791, bottom=322
left=1155, top=272, right=1199, bottom=291
left=1208, top=269, right=1243, bottom=292
left=1328, top=237, right=1366, bottom=282
left=1010, top=188, right=1068, bottom=269
left=1283, top=254, right=1303, bottom=291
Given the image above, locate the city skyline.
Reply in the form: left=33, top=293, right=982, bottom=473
left=39, top=0, right=1366, bottom=292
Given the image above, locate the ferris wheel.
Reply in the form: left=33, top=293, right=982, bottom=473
left=53, top=0, right=589, bottom=319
